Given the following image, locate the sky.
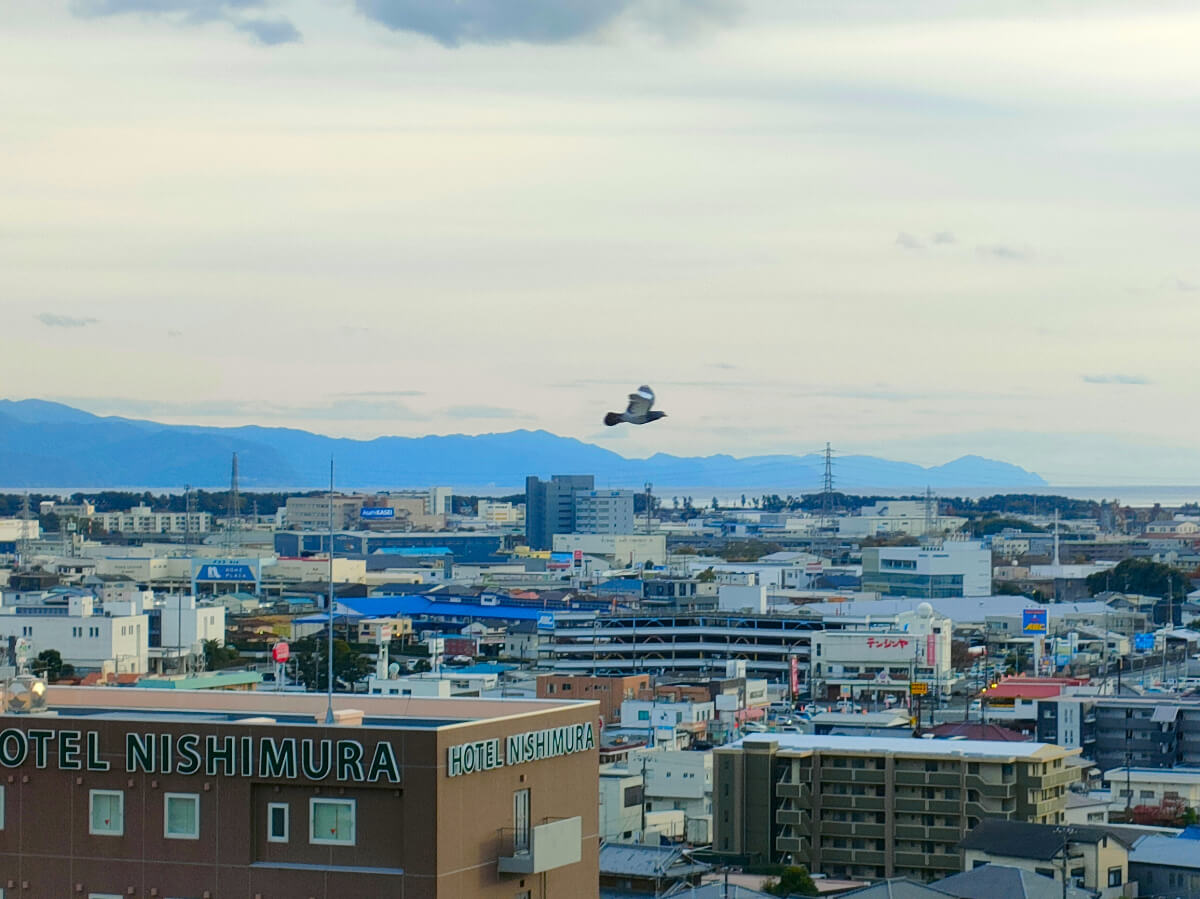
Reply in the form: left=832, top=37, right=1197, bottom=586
left=4, top=0, right=1200, bottom=486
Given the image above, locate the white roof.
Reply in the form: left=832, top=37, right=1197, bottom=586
left=804, top=596, right=1119, bottom=624
left=1103, top=768, right=1200, bottom=784
left=734, top=733, right=1061, bottom=759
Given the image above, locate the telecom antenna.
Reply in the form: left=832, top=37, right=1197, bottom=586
left=923, top=486, right=934, bottom=536
left=644, top=482, right=653, bottom=535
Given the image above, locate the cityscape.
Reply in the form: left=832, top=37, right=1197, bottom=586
left=6, top=1, right=1200, bottom=897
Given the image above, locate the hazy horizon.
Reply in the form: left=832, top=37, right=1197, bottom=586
left=5, top=2, right=1200, bottom=485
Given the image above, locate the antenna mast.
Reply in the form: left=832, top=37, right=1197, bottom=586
left=644, top=482, right=653, bottom=535
left=325, top=456, right=336, bottom=725
left=225, top=453, right=240, bottom=555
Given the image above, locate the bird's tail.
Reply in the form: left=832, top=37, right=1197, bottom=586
left=603, top=412, right=622, bottom=426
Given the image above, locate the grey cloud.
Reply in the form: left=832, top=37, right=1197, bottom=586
left=895, top=232, right=923, bottom=250
left=71, top=0, right=300, bottom=44
left=353, top=0, right=732, bottom=47
left=53, top=396, right=431, bottom=422
left=1176, top=279, right=1197, bottom=292
left=234, top=17, right=301, bottom=44
left=36, top=313, right=98, bottom=328
left=444, top=404, right=522, bottom=419
left=932, top=231, right=956, bottom=245
left=977, top=244, right=1033, bottom=261
left=167, top=329, right=184, bottom=338
left=1082, top=374, right=1150, bottom=386
left=709, top=362, right=738, bottom=370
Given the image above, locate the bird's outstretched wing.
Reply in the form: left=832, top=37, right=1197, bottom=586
left=625, top=385, right=654, bottom=417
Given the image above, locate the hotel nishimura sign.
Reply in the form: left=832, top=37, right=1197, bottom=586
left=0, top=729, right=402, bottom=784
left=447, top=722, right=595, bottom=778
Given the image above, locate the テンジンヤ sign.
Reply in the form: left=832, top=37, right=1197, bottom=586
left=447, top=722, right=595, bottom=777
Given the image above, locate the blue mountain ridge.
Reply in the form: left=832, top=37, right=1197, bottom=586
left=0, top=399, right=1047, bottom=489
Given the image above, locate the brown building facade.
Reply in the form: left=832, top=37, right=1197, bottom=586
left=537, top=673, right=649, bottom=724
left=0, top=686, right=600, bottom=898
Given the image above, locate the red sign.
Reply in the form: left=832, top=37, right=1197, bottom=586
left=271, top=642, right=290, bottom=663
left=789, top=656, right=800, bottom=696
left=865, top=637, right=910, bottom=650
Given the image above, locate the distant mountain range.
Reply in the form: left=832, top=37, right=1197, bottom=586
left=0, top=399, right=1047, bottom=489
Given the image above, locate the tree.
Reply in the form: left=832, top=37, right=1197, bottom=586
left=1086, top=557, right=1192, bottom=598
left=950, top=640, right=974, bottom=671
left=697, top=567, right=717, bottom=583
left=293, top=638, right=370, bottom=691
left=31, top=649, right=74, bottom=682
left=763, top=865, right=819, bottom=897
left=203, top=639, right=241, bottom=671
left=712, top=497, right=719, bottom=510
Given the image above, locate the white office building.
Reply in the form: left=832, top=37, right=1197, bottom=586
left=573, top=490, right=636, bottom=536
left=862, top=540, right=992, bottom=597
left=0, top=588, right=148, bottom=673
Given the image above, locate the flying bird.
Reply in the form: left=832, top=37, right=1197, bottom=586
left=604, top=385, right=667, bottom=427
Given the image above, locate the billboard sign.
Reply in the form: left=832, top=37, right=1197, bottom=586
left=1134, top=633, right=1155, bottom=652
left=197, top=564, right=256, bottom=582
left=360, top=507, right=395, bottom=520
left=548, top=552, right=573, bottom=570
left=789, top=655, right=800, bottom=696
left=910, top=681, right=929, bottom=696
left=271, top=642, right=290, bottom=663
left=1022, top=608, right=1048, bottom=633
left=537, top=612, right=556, bottom=630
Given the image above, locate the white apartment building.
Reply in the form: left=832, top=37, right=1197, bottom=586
left=1103, top=768, right=1200, bottom=809
left=573, top=490, right=636, bottom=536
left=96, top=505, right=212, bottom=535
left=643, top=750, right=713, bottom=843
left=0, top=589, right=148, bottom=673
left=477, top=500, right=525, bottom=526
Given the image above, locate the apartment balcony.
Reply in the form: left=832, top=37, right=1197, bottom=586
left=894, top=851, right=962, bottom=870
left=1025, top=768, right=1081, bottom=790
left=965, top=775, right=1016, bottom=798
left=777, top=783, right=811, bottom=801
left=777, top=836, right=807, bottom=854
left=497, top=817, right=582, bottom=875
left=820, top=821, right=885, bottom=838
left=895, top=798, right=960, bottom=815
left=775, top=809, right=810, bottom=831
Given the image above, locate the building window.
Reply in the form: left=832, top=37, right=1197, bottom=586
left=1108, top=868, right=1123, bottom=887
left=89, top=790, right=124, bottom=836
left=164, top=793, right=199, bottom=840
left=267, top=803, right=289, bottom=842
left=310, top=798, right=355, bottom=846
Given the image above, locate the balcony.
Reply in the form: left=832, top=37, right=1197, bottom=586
left=497, top=817, right=582, bottom=875
left=1025, top=768, right=1080, bottom=790
left=777, top=783, right=811, bottom=801
left=776, top=809, right=810, bottom=830
left=777, top=836, right=807, bottom=853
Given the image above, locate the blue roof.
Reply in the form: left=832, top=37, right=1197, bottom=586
left=338, top=595, right=544, bottom=622
left=374, top=547, right=453, bottom=556
left=1178, top=826, right=1200, bottom=841
left=597, top=579, right=644, bottom=594
left=453, top=663, right=518, bottom=675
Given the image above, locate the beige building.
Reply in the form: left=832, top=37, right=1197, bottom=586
left=960, top=819, right=1134, bottom=899
left=551, top=533, right=668, bottom=566
left=714, top=734, right=1081, bottom=882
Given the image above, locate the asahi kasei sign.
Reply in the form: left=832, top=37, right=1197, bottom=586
left=447, top=722, right=595, bottom=778
left=0, top=729, right=401, bottom=783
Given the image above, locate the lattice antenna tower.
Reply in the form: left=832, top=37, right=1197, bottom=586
left=923, top=486, right=934, bottom=536
left=184, top=485, right=194, bottom=554
left=820, top=443, right=836, bottom=532
left=644, top=482, right=653, bottom=535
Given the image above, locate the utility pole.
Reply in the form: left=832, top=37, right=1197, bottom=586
left=644, top=482, right=653, bottom=535
left=183, top=485, right=193, bottom=555
left=225, top=453, right=240, bottom=556
left=923, top=486, right=934, bottom=536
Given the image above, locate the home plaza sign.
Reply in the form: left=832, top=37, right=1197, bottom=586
left=448, top=722, right=595, bottom=778
left=0, top=728, right=402, bottom=784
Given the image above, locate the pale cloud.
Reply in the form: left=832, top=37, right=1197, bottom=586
left=35, top=313, right=98, bottom=328
left=931, top=231, right=956, bottom=245
left=70, top=0, right=300, bottom=44
left=895, top=232, right=924, bottom=250
left=1082, top=374, right=1150, bottom=385
left=444, top=404, right=523, bottom=419
left=976, top=244, right=1033, bottom=261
